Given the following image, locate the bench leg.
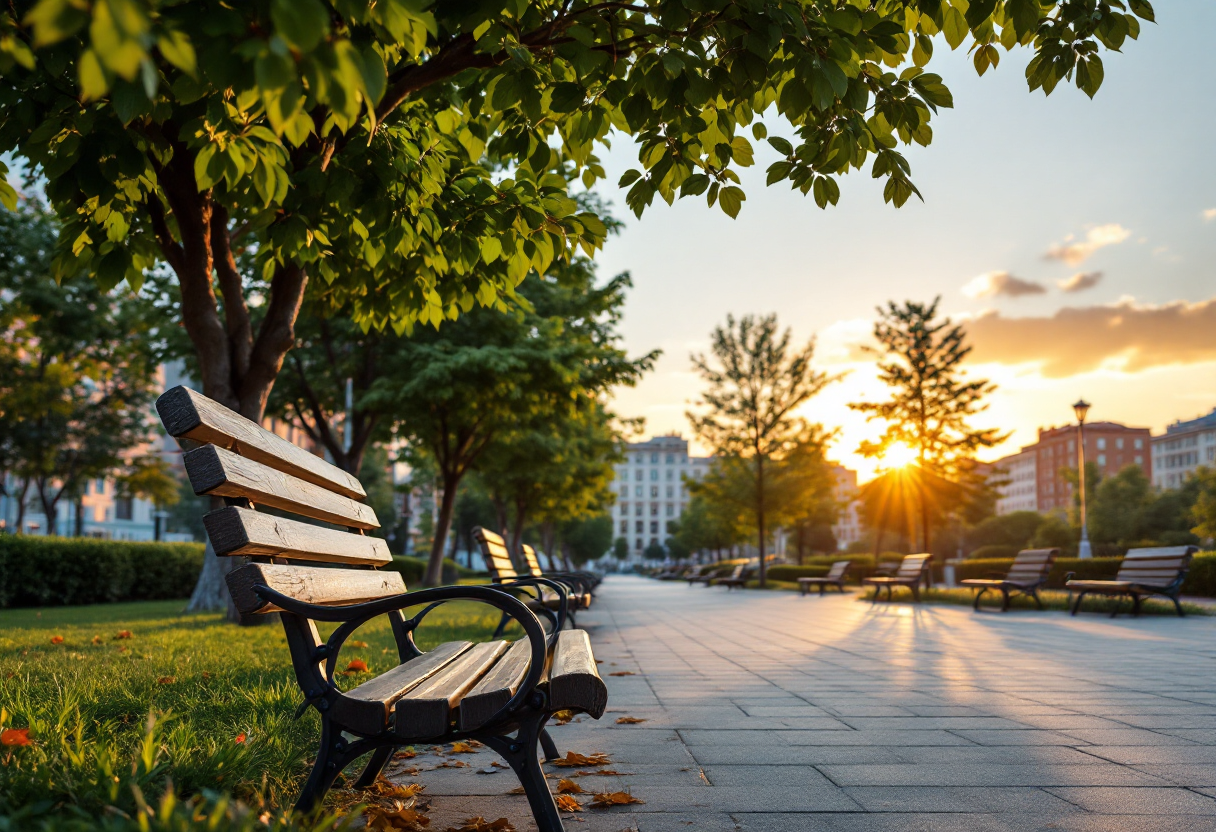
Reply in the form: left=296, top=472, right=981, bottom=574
left=911, top=584, right=920, bottom=603
left=294, top=718, right=347, bottom=815
left=1070, top=591, right=1086, bottom=616
left=1173, top=594, right=1186, bottom=617
left=1111, top=594, right=1125, bottom=619
left=353, top=744, right=395, bottom=789
left=1031, top=589, right=1044, bottom=611
left=819, top=583, right=826, bottom=597
left=972, top=588, right=985, bottom=611
left=1130, top=593, right=1143, bottom=618
left=484, top=713, right=565, bottom=832
left=1001, top=588, right=1011, bottom=612
left=870, top=585, right=880, bottom=604
left=539, top=727, right=560, bottom=762
left=492, top=610, right=512, bottom=638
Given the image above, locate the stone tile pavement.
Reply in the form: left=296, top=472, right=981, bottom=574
left=395, top=576, right=1216, bottom=831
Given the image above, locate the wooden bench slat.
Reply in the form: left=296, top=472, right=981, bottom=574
left=338, top=641, right=473, bottom=735
left=157, top=386, right=365, bottom=499
left=226, top=563, right=405, bottom=614
left=548, top=629, right=608, bottom=719
left=475, top=528, right=519, bottom=580
left=203, top=506, right=391, bottom=565
left=395, top=640, right=510, bottom=739
left=458, top=638, right=533, bottom=731
left=185, top=445, right=379, bottom=530
left=521, top=544, right=543, bottom=578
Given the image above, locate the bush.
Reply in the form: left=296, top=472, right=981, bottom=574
left=967, top=544, right=1021, bottom=560
left=0, top=535, right=205, bottom=608
left=385, top=556, right=477, bottom=586
left=954, top=556, right=1122, bottom=588
left=769, top=555, right=877, bottom=583
left=1183, top=552, right=1216, bottom=597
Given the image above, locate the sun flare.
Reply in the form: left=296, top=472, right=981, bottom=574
left=881, top=442, right=918, bottom=469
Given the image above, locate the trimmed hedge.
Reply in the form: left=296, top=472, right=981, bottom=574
left=952, top=553, right=1216, bottom=595
left=769, top=555, right=879, bottom=583
left=967, top=544, right=1021, bottom=560
left=0, top=535, right=205, bottom=608
left=385, top=555, right=479, bottom=586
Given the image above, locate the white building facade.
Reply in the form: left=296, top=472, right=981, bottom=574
left=1153, top=408, right=1216, bottom=490
left=611, top=435, right=711, bottom=559
left=991, top=448, right=1039, bottom=515
left=829, top=465, right=864, bottom=550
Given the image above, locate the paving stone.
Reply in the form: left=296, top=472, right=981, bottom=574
left=1043, top=787, right=1216, bottom=814
left=840, top=786, right=1080, bottom=813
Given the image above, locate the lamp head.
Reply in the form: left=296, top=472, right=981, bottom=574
left=1072, top=399, right=1091, bottom=424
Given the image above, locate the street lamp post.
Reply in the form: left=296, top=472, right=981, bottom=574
left=1073, top=399, right=1092, bottom=559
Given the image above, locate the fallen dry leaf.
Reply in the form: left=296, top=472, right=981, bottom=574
left=550, top=709, right=575, bottom=725
left=615, top=717, right=647, bottom=725
left=553, top=751, right=611, bottom=768
left=365, top=804, right=431, bottom=831
left=50, top=635, right=64, bottom=645
left=554, top=795, right=582, bottom=813
left=557, top=779, right=584, bottom=794
left=349, top=640, right=369, bottom=648
left=235, top=732, right=246, bottom=744
left=1, top=728, right=31, bottom=747
left=157, top=676, right=176, bottom=685
left=433, top=760, right=470, bottom=769
left=444, top=818, right=515, bottom=832
left=115, top=630, right=132, bottom=639
left=589, top=791, right=645, bottom=809
left=91, top=635, right=102, bottom=645
left=396, top=766, right=421, bottom=776
left=505, top=786, right=526, bottom=795
left=449, top=741, right=480, bottom=753
left=367, top=780, right=424, bottom=800
left=394, top=750, right=418, bottom=760
left=345, top=658, right=369, bottom=673
left=607, top=671, right=634, bottom=677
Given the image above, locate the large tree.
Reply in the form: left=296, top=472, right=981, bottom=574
left=0, top=201, right=163, bottom=535
left=850, top=298, right=1005, bottom=552
left=689, top=314, right=835, bottom=586
left=0, top=0, right=1155, bottom=424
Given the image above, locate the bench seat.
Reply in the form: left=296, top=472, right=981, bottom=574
left=1065, top=546, right=1197, bottom=618
left=960, top=548, right=1058, bottom=612
left=862, top=554, right=932, bottom=602
left=798, top=561, right=851, bottom=597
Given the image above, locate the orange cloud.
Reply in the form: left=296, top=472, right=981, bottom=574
left=965, top=297, right=1216, bottom=377
left=1057, top=271, right=1103, bottom=293
left=962, top=271, right=1046, bottom=298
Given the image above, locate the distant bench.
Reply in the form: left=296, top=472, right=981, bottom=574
left=863, top=554, right=932, bottom=603
left=158, top=386, right=606, bottom=831
left=961, top=548, right=1058, bottom=612
left=1066, top=546, right=1197, bottom=617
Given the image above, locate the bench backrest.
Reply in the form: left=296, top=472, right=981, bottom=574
left=156, top=386, right=398, bottom=616
left=1006, top=548, right=1058, bottom=584
left=897, top=554, right=932, bottom=578
left=727, top=563, right=745, bottom=580
left=827, top=561, right=850, bottom=580
left=1115, top=546, right=1197, bottom=587
left=520, top=544, right=544, bottom=578
left=473, top=527, right=519, bottom=582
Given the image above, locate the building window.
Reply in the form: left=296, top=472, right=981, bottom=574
left=1116, top=438, right=1124, bottom=450
left=1098, top=454, right=1106, bottom=467
left=635, top=485, right=643, bottom=497
left=650, top=486, right=659, bottom=498
left=620, top=502, right=629, bottom=514
left=1097, top=438, right=1106, bottom=451
left=665, top=453, right=674, bottom=464
left=665, top=486, right=673, bottom=498
left=96, top=478, right=106, bottom=495
left=650, top=521, right=658, bottom=534
left=635, top=503, right=643, bottom=516
left=635, top=469, right=643, bottom=481
left=636, top=538, right=643, bottom=550
left=620, top=520, right=627, bottom=533
left=1135, top=455, right=1143, bottom=464
left=650, top=452, right=658, bottom=463
left=650, top=503, right=658, bottom=515
left=635, top=521, right=643, bottom=533
left=666, top=504, right=674, bottom=516
left=666, top=469, right=673, bottom=480
left=115, top=498, right=133, bottom=521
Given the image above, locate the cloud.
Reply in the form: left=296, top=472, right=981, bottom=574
left=1043, top=224, right=1132, bottom=266
left=1203, top=208, right=1216, bottom=222
left=962, top=271, right=1047, bottom=299
left=1057, top=271, right=1103, bottom=293
left=964, top=296, right=1216, bottom=377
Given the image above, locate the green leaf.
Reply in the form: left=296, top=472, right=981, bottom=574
left=1129, top=0, right=1155, bottom=22
left=943, top=6, right=968, bottom=49
left=193, top=142, right=219, bottom=189
left=767, top=136, right=794, bottom=156
left=24, top=0, right=89, bottom=46
left=78, top=48, right=108, bottom=100
left=618, top=169, right=642, bottom=187
left=752, top=122, right=767, bottom=140
left=717, top=185, right=744, bottom=218
left=272, top=0, right=329, bottom=52
left=730, top=136, right=754, bottom=167
left=965, top=0, right=999, bottom=29
left=359, top=48, right=387, bottom=104
left=549, top=82, right=584, bottom=113
left=157, top=30, right=197, bottom=75
left=765, top=161, right=792, bottom=186
left=0, top=178, right=17, bottom=212
left=1076, top=55, right=1103, bottom=98
left=680, top=173, right=709, bottom=196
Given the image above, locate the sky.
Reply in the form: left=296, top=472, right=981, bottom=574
left=590, top=3, right=1216, bottom=481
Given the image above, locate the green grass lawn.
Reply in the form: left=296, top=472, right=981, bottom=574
left=0, top=598, right=513, bottom=831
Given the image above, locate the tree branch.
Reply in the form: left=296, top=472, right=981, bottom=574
left=209, top=204, right=254, bottom=382
left=241, top=262, right=307, bottom=421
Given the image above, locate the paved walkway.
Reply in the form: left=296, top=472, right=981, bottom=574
left=399, top=576, right=1216, bottom=831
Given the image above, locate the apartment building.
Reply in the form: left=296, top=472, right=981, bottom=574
left=611, top=435, right=712, bottom=558
left=991, top=448, right=1038, bottom=515
left=829, top=464, right=865, bottom=550
left=1152, top=407, right=1216, bottom=489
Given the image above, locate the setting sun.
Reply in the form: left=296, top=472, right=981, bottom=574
left=880, top=442, right=919, bottom=470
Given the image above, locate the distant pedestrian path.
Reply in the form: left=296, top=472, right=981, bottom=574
left=413, top=575, right=1216, bottom=829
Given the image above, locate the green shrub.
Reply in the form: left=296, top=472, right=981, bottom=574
left=769, top=555, right=876, bottom=583
left=0, top=536, right=205, bottom=608
left=954, top=556, right=1122, bottom=588
left=1181, top=551, right=1216, bottom=597
left=384, top=556, right=477, bottom=586
left=967, top=544, right=1021, bottom=560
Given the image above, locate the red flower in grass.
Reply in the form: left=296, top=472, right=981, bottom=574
left=1, top=728, right=31, bottom=747
left=50, top=636, right=64, bottom=645
left=235, top=732, right=247, bottom=744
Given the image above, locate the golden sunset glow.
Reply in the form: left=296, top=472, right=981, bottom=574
left=880, top=442, right=918, bottom=470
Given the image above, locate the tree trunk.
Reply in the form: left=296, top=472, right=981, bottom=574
left=185, top=497, right=245, bottom=622
left=919, top=478, right=931, bottom=553
left=14, top=478, right=29, bottom=533
left=756, top=455, right=767, bottom=588
left=75, top=498, right=84, bottom=537
left=425, top=474, right=460, bottom=586
left=508, top=500, right=529, bottom=565
left=36, top=479, right=58, bottom=536
left=492, top=496, right=508, bottom=537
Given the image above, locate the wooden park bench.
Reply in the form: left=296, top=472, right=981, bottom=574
left=1066, top=546, right=1198, bottom=617
left=798, top=561, right=851, bottom=597
left=714, top=562, right=751, bottom=590
left=475, top=529, right=590, bottom=633
left=960, top=548, right=1059, bottom=611
left=520, top=543, right=599, bottom=598
left=157, top=386, right=606, bottom=830
left=687, top=564, right=718, bottom=586
left=862, top=554, right=932, bottom=603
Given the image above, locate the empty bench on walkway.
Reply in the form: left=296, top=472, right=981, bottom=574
left=520, top=543, right=599, bottom=600
left=157, top=386, right=606, bottom=831
left=798, top=561, right=851, bottom=597
left=715, top=563, right=751, bottom=590
left=475, top=529, right=590, bottom=633
left=863, top=554, right=932, bottom=603
left=1066, top=546, right=1197, bottom=617
left=961, top=548, right=1059, bottom=611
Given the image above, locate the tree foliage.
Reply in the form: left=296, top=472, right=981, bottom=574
left=0, top=0, right=1155, bottom=423
left=689, top=313, right=835, bottom=585
left=851, top=298, right=1005, bottom=551
left=1192, top=467, right=1216, bottom=544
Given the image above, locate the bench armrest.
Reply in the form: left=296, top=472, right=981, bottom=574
left=495, top=576, right=571, bottom=634
left=1064, top=571, right=1076, bottom=583
left=983, top=571, right=1007, bottom=580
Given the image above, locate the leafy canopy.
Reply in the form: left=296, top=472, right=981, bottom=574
left=0, top=0, right=1155, bottom=323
